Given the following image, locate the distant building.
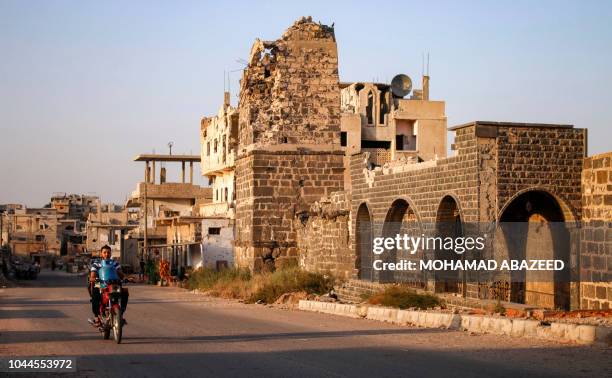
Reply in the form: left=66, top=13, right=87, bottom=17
left=199, top=92, right=237, bottom=269
left=125, top=154, right=211, bottom=268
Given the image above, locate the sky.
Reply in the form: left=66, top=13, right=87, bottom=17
left=1, top=1, right=611, bottom=207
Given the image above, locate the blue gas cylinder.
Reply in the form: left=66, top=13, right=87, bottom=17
left=98, top=260, right=119, bottom=281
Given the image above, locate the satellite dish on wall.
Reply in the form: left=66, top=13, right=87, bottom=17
left=391, top=74, right=412, bottom=98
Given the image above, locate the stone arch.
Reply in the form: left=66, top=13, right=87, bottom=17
left=435, top=195, right=463, bottom=294
left=355, top=202, right=374, bottom=281
left=379, top=198, right=423, bottom=285
left=497, top=189, right=571, bottom=310
left=498, top=186, right=576, bottom=222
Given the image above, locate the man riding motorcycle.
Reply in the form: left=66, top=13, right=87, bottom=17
left=88, top=245, right=129, bottom=327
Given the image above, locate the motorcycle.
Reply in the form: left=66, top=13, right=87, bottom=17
left=95, top=279, right=124, bottom=343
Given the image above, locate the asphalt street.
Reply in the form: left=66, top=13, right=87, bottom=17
left=1, top=271, right=610, bottom=377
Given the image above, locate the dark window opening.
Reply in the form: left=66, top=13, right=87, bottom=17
left=208, top=227, right=221, bottom=235
left=396, top=135, right=404, bottom=150
left=366, top=91, right=374, bottom=125
left=379, top=91, right=388, bottom=124
left=340, top=132, right=347, bottom=147
left=361, top=140, right=391, bottom=149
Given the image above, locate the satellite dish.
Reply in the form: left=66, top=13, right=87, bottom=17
left=391, top=74, right=412, bottom=98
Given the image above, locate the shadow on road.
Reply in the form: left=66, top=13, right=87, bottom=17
left=67, top=347, right=601, bottom=378
left=121, top=327, right=444, bottom=345
left=0, top=331, right=99, bottom=343
left=0, top=309, right=67, bottom=319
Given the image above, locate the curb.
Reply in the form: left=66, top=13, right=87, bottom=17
left=298, top=300, right=611, bottom=345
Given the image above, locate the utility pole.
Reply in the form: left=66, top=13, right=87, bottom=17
left=0, top=211, right=4, bottom=249
left=143, top=179, right=148, bottom=259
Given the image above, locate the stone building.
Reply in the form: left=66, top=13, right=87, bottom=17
left=199, top=92, right=238, bottom=268
left=234, top=17, right=345, bottom=271
left=199, top=17, right=609, bottom=311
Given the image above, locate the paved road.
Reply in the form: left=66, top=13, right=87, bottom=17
left=1, top=271, right=610, bottom=377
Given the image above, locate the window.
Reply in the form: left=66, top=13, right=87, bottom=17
left=379, top=91, right=388, bottom=124
left=366, top=91, right=374, bottom=125
left=208, top=227, right=221, bottom=235
left=214, top=139, right=218, bottom=153
left=224, top=188, right=228, bottom=202
left=340, top=132, right=347, bottom=147
left=206, top=142, right=210, bottom=156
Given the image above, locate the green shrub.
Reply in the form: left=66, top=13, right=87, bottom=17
left=368, top=286, right=441, bottom=310
left=187, top=267, right=251, bottom=291
left=493, top=300, right=506, bottom=315
left=249, top=267, right=333, bottom=304
left=187, top=265, right=332, bottom=304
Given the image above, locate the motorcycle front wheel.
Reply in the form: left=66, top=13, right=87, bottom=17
left=112, top=307, right=122, bottom=344
left=103, top=317, right=111, bottom=340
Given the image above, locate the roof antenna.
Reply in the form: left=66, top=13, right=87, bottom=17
left=422, top=52, right=425, bottom=77
left=427, top=52, right=430, bottom=76
left=167, top=141, right=174, bottom=155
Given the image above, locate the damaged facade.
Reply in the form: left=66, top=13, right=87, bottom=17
left=125, top=154, right=211, bottom=271
left=199, top=92, right=238, bottom=268
left=233, top=17, right=344, bottom=271
left=196, top=17, right=609, bottom=310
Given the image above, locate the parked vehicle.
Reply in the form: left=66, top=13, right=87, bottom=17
left=12, top=260, right=38, bottom=280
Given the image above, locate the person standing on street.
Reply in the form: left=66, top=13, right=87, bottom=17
left=139, top=257, right=145, bottom=281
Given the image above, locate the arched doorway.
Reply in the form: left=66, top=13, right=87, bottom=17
left=380, top=199, right=422, bottom=285
left=498, top=190, right=570, bottom=309
left=435, top=195, right=463, bottom=294
left=356, top=203, right=373, bottom=281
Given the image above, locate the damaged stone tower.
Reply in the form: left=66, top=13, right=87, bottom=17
left=235, top=17, right=345, bottom=271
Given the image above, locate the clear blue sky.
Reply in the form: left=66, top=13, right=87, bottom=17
left=1, top=1, right=611, bottom=206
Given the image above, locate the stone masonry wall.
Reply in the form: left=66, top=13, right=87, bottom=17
left=237, top=17, right=340, bottom=152
left=580, top=152, right=612, bottom=309
left=496, top=125, right=584, bottom=220
left=235, top=150, right=344, bottom=270
left=296, top=191, right=353, bottom=279
left=346, top=123, right=585, bottom=304
left=234, top=18, right=345, bottom=271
